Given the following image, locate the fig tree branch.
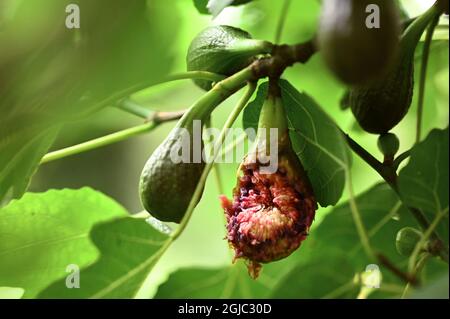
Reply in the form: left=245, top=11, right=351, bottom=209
left=416, top=13, right=440, bottom=143
left=251, top=39, right=317, bottom=79
left=274, top=0, right=292, bottom=44
left=39, top=109, right=185, bottom=165
left=116, top=99, right=154, bottom=119
left=343, top=132, right=448, bottom=265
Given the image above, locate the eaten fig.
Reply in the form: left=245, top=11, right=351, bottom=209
left=318, top=0, right=401, bottom=85
left=220, top=90, right=317, bottom=278
left=187, top=25, right=272, bottom=90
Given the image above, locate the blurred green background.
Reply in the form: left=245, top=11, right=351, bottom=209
left=3, top=0, right=446, bottom=297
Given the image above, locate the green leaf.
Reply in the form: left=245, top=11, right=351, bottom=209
left=0, top=287, right=25, bottom=299
left=243, top=80, right=352, bottom=206
left=155, top=262, right=269, bottom=298
left=311, top=183, right=415, bottom=269
left=0, top=126, right=60, bottom=202
left=398, top=128, right=449, bottom=243
left=271, top=250, right=359, bottom=298
left=410, top=272, right=449, bottom=299
left=39, top=217, right=170, bottom=298
left=0, top=188, right=127, bottom=298
left=193, top=0, right=210, bottom=14
left=0, top=0, right=177, bottom=202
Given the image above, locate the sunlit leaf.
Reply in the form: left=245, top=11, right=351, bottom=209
left=0, top=188, right=127, bottom=298
left=0, top=287, right=25, bottom=299
left=39, top=218, right=170, bottom=298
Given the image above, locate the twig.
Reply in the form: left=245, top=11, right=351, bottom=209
left=251, top=39, right=317, bottom=79
left=274, top=0, right=292, bottom=44
left=40, top=110, right=185, bottom=164
left=343, top=132, right=448, bottom=263
left=116, top=99, right=154, bottom=119
left=416, top=14, right=440, bottom=143
left=393, top=150, right=411, bottom=170
left=377, top=253, right=418, bottom=286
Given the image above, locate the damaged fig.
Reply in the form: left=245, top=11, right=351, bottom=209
left=220, top=88, right=317, bottom=278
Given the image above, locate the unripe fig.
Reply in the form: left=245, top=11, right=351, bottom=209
left=318, top=0, right=401, bottom=85
left=350, top=4, right=441, bottom=134
left=377, top=133, right=400, bottom=159
left=396, top=227, right=423, bottom=257
left=187, top=25, right=272, bottom=90
left=139, top=108, right=206, bottom=223
left=220, top=92, right=317, bottom=278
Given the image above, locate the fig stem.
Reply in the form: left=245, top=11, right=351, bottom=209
left=116, top=99, right=154, bottom=119
left=347, top=168, right=418, bottom=286
left=76, top=71, right=226, bottom=119
left=393, top=150, right=411, bottom=170
left=40, top=68, right=250, bottom=165
left=416, top=13, right=440, bottom=143
left=172, top=82, right=258, bottom=240
left=408, top=207, right=449, bottom=273
left=274, top=0, right=292, bottom=44
left=39, top=110, right=184, bottom=165
left=204, top=116, right=226, bottom=196
left=346, top=169, right=376, bottom=261
left=344, top=132, right=449, bottom=264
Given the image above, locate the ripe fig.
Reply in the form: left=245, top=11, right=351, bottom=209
left=318, top=0, right=401, bottom=85
left=187, top=25, right=272, bottom=90
left=220, top=91, right=317, bottom=278
left=350, top=4, right=441, bottom=134
left=139, top=108, right=205, bottom=223
left=396, top=227, right=423, bottom=257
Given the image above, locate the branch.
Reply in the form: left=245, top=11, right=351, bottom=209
left=377, top=253, right=418, bottom=286
left=251, top=39, right=317, bottom=79
left=40, top=109, right=185, bottom=165
left=416, top=14, right=440, bottom=143
left=343, top=131, right=448, bottom=264
left=343, top=132, right=397, bottom=184
left=274, top=0, right=292, bottom=44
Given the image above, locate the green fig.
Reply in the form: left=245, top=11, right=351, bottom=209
left=396, top=227, right=423, bottom=257
left=139, top=107, right=206, bottom=223
left=377, top=133, right=400, bottom=159
left=318, top=0, right=401, bottom=85
left=350, top=4, right=441, bottom=134
left=187, top=25, right=272, bottom=90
